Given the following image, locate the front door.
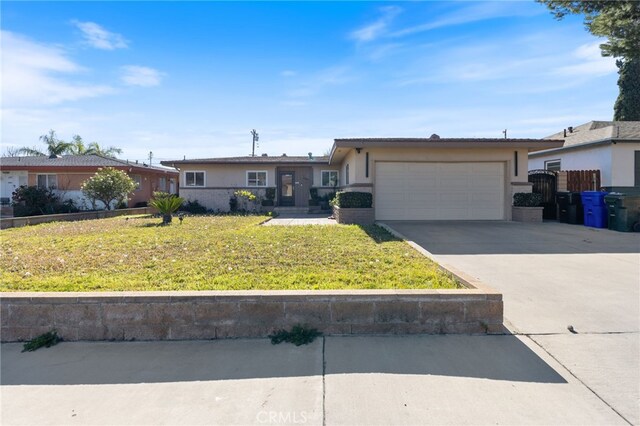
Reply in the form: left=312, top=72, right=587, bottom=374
left=279, top=171, right=295, bottom=206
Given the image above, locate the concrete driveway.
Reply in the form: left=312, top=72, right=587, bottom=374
left=384, top=220, right=640, bottom=425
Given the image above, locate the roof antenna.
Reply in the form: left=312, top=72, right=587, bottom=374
left=502, top=129, right=508, bottom=139
left=251, top=129, right=259, bottom=157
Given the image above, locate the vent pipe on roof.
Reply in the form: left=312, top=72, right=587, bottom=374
left=568, top=126, right=574, bottom=133
left=308, top=152, right=313, bottom=160
left=282, top=153, right=287, bottom=157
left=262, top=153, right=268, bottom=157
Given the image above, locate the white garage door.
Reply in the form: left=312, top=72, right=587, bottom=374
left=375, top=162, right=505, bottom=220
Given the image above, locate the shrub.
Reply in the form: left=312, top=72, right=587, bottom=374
left=149, top=192, right=185, bottom=224
left=332, top=191, right=373, bottom=208
left=261, top=199, right=274, bottom=207
left=513, top=192, right=543, bottom=207
left=265, top=187, right=276, bottom=201
left=234, top=190, right=259, bottom=211
left=179, top=199, right=208, bottom=214
left=22, top=330, right=62, bottom=352
left=11, top=185, right=60, bottom=216
left=81, top=167, right=136, bottom=210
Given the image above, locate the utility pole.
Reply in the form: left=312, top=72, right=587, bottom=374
left=251, top=129, right=259, bottom=157
left=502, top=129, right=508, bottom=139
left=148, top=151, right=153, bottom=166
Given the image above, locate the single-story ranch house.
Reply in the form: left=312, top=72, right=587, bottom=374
left=0, top=155, right=179, bottom=209
left=529, top=121, right=640, bottom=191
left=163, top=136, right=562, bottom=220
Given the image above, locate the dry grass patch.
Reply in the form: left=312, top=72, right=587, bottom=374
left=0, top=215, right=460, bottom=291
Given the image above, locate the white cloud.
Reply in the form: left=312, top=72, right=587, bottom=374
left=73, top=21, right=128, bottom=50
left=552, top=42, right=617, bottom=77
left=120, top=66, right=165, bottom=87
left=350, top=6, right=401, bottom=42
left=1, top=31, right=114, bottom=107
left=280, top=70, right=297, bottom=77
left=390, top=2, right=542, bottom=38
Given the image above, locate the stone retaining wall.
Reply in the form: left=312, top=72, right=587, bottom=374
left=0, top=207, right=156, bottom=230
left=0, top=290, right=503, bottom=342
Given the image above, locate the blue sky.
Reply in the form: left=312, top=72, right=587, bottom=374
left=1, top=1, right=619, bottom=163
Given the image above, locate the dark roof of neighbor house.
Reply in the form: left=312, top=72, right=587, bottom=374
left=161, top=155, right=330, bottom=166
left=0, top=154, right=178, bottom=174
left=544, top=121, right=640, bottom=146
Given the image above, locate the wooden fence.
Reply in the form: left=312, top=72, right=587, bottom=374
left=559, top=170, right=601, bottom=192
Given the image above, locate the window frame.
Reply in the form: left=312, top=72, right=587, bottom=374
left=184, top=171, right=206, bottom=187
left=246, top=170, right=267, bottom=187
left=544, top=159, right=561, bottom=172
left=321, top=170, right=339, bottom=187
left=36, top=174, right=57, bottom=189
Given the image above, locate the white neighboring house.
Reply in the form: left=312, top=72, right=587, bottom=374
left=529, top=121, right=640, bottom=190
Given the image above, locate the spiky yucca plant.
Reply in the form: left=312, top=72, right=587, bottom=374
left=149, top=192, right=185, bottom=225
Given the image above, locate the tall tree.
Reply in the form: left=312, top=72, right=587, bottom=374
left=613, top=59, right=640, bottom=121
left=17, top=130, right=73, bottom=157
left=537, top=1, right=640, bottom=58
left=538, top=1, right=640, bottom=120
left=68, top=135, right=89, bottom=155
left=85, top=142, right=123, bottom=158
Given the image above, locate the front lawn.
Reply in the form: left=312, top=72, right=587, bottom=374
left=0, top=215, right=459, bottom=291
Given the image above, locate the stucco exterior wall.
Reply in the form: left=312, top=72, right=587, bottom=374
left=337, top=147, right=529, bottom=219
left=611, top=144, right=640, bottom=187
left=529, top=145, right=613, bottom=186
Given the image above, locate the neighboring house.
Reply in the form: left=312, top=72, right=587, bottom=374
left=529, top=121, right=640, bottom=191
left=0, top=155, right=179, bottom=209
left=163, top=136, right=561, bottom=220
left=162, top=154, right=339, bottom=211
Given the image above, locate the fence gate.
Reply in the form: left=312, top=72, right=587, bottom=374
left=528, top=170, right=557, bottom=220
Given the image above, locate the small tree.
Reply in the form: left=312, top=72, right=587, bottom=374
left=149, top=191, right=184, bottom=224
left=81, top=167, right=136, bottom=210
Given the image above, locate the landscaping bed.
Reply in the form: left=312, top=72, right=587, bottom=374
left=0, top=215, right=459, bottom=291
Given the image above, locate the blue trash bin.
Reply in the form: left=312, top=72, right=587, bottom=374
left=581, top=191, right=608, bottom=228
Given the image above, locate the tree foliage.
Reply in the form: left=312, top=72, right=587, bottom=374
left=18, top=130, right=73, bottom=157
left=17, top=131, right=123, bottom=158
left=81, top=167, right=137, bottom=210
left=537, top=0, right=640, bottom=59
left=614, top=58, right=640, bottom=121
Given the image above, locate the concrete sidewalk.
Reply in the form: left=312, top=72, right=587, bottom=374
left=0, top=335, right=627, bottom=425
left=263, top=214, right=336, bottom=226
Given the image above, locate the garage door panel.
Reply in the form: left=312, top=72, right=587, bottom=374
left=375, top=162, right=504, bottom=220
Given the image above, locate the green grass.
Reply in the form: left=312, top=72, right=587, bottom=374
left=0, top=215, right=460, bottom=291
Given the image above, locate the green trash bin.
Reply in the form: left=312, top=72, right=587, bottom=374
left=604, top=194, right=640, bottom=232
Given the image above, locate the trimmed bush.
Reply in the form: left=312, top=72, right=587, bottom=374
left=265, top=187, right=276, bottom=201
left=179, top=199, right=208, bottom=214
left=332, top=191, right=373, bottom=208
left=513, top=192, right=543, bottom=207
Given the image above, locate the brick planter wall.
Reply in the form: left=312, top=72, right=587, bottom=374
left=0, top=207, right=156, bottom=230
left=512, top=206, right=544, bottom=222
left=0, top=290, right=503, bottom=342
left=333, top=206, right=374, bottom=225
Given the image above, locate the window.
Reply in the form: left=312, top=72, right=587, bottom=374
left=345, top=164, right=350, bottom=185
left=36, top=174, right=57, bottom=189
left=132, top=174, right=142, bottom=191
left=246, top=171, right=267, bottom=187
left=321, top=170, right=338, bottom=187
left=159, top=177, right=167, bottom=192
left=185, top=171, right=205, bottom=187
left=544, top=160, right=561, bottom=172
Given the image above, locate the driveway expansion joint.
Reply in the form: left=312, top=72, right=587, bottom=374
left=526, top=334, right=634, bottom=426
